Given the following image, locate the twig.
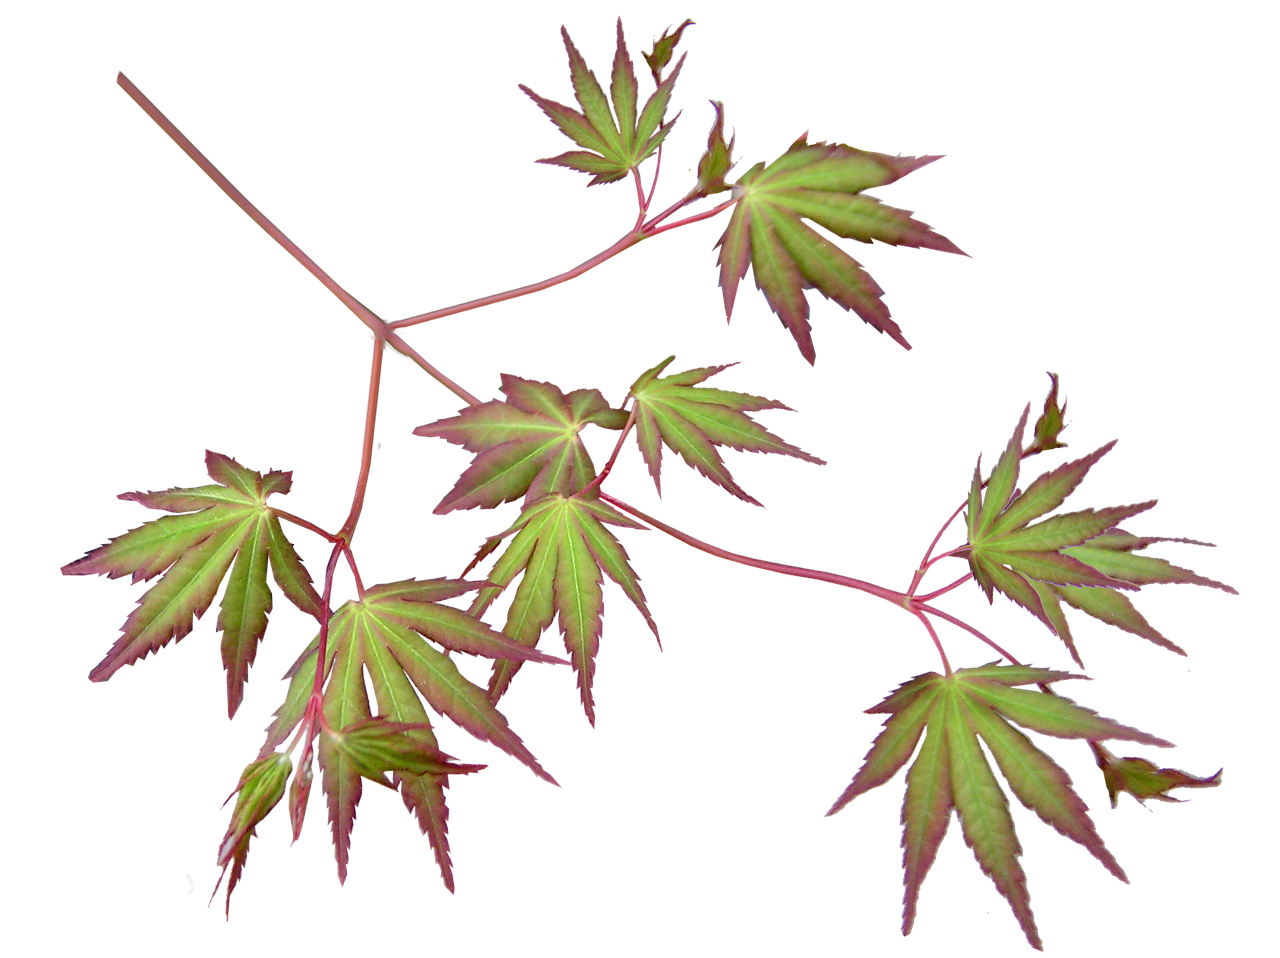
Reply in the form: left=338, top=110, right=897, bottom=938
left=596, top=489, right=906, bottom=601
left=110, top=70, right=478, bottom=407
left=384, top=190, right=737, bottom=332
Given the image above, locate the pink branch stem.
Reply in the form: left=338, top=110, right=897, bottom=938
left=117, top=73, right=481, bottom=408
left=912, top=610, right=952, bottom=675
left=917, top=602, right=1022, bottom=664
left=580, top=406, right=636, bottom=497
left=916, top=573, right=973, bottom=603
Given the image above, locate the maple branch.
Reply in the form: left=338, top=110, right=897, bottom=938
left=335, top=335, right=384, bottom=545
left=600, top=494, right=909, bottom=606
left=117, top=74, right=482, bottom=409
left=327, top=332, right=386, bottom=594
left=390, top=182, right=731, bottom=331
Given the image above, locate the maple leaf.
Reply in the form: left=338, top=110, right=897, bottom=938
left=1091, top=743, right=1222, bottom=807
left=62, top=451, right=323, bottom=717
left=628, top=356, right=824, bottom=505
left=467, top=493, right=658, bottom=724
left=264, top=578, right=564, bottom=886
left=828, top=664, right=1173, bottom=949
left=688, top=100, right=734, bottom=200
left=521, top=20, right=683, bottom=186
left=213, top=752, right=291, bottom=916
left=415, top=375, right=618, bottom=513
left=642, top=19, right=694, bottom=85
left=963, top=408, right=1235, bottom=665
left=715, top=134, right=964, bottom=363
left=1025, top=372, right=1068, bottom=456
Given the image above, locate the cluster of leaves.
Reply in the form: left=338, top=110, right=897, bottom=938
left=526, top=19, right=963, bottom=363
left=64, top=347, right=827, bottom=904
left=816, top=375, right=1228, bottom=948
left=65, top=17, right=1233, bottom=950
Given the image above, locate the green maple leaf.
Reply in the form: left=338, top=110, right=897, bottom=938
left=415, top=375, right=618, bottom=513
left=263, top=577, right=563, bottom=886
left=628, top=356, right=824, bottom=505
left=828, top=664, right=1172, bottom=950
left=521, top=20, right=683, bottom=186
left=62, top=451, right=323, bottom=717
left=716, top=134, right=964, bottom=363
left=963, top=408, right=1235, bottom=665
left=467, top=493, right=658, bottom=724
left=1091, top=743, right=1222, bottom=808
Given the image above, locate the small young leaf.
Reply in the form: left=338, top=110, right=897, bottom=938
left=1092, top=744, right=1222, bottom=808
left=689, top=100, right=734, bottom=198
left=213, top=752, right=291, bottom=916
left=1026, top=372, right=1068, bottom=456
left=642, top=19, right=694, bottom=84
left=325, top=717, right=485, bottom=788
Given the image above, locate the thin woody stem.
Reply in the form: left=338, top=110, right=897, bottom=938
left=600, top=494, right=989, bottom=667
left=303, top=335, right=384, bottom=712
left=599, top=493, right=910, bottom=606
left=389, top=191, right=735, bottom=331
left=335, top=335, right=384, bottom=545
left=117, top=73, right=481, bottom=408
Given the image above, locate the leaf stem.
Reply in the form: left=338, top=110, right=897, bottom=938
left=908, top=499, right=967, bottom=593
left=631, top=168, right=648, bottom=230
left=642, top=197, right=737, bottom=238
left=580, top=405, right=636, bottom=496
left=916, top=573, right=972, bottom=603
left=645, top=144, right=664, bottom=210
left=273, top=509, right=338, bottom=543
left=308, top=542, right=346, bottom=720
left=917, top=602, right=1023, bottom=664
left=911, top=610, right=952, bottom=675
